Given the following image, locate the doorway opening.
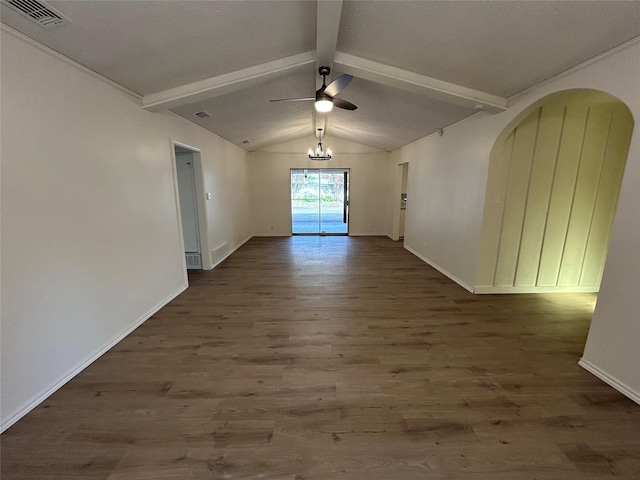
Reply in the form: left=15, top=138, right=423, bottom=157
left=391, top=163, right=409, bottom=241
left=399, top=163, right=408, bottom=239
left=172, top=142, right=211, bottom=270
left=291, top=168, right=349, bottom=235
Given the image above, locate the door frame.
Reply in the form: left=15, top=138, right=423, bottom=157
left=170, top=140, right=212, bottom=270
left=290, top=168, right=350, bottom=236
left=391, top=162, right=409, bottom=241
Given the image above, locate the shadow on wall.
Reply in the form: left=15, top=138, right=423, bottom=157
left=476, top=89, right=634, bottom=294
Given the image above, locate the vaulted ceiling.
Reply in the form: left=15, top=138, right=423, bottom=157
left=2, top=0, right=639, bottom=151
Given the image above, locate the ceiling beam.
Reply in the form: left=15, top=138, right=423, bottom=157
left=334, top=52, right=508, bottom=113
left=142, top=51, right=315, bottom=112
left=315, top=0, right=343, bottom=74
left=314, top=0, right=343, bottom=139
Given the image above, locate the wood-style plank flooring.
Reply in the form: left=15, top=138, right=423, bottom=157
left=2, top=236, right=640, bottom=479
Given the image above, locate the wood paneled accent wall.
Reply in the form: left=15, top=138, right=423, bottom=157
left=476, top=90, right=634, bottom=293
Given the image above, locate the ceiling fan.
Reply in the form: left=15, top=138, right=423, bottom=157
left=269, top=66, right=357, bottom=113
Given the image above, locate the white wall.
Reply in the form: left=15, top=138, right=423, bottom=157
left=0, top=28, right=251, bottom=431
left=389, top=38, right=640, bottom=402
left=250, top=136, right=390, bottom=236
left=389, top=115, right=496, bottom=290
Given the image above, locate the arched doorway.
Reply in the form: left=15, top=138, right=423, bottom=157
left=476, top=89, right=634, bottom=293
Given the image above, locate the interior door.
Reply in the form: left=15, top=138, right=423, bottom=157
left=291, top=168, right=349, bottom=235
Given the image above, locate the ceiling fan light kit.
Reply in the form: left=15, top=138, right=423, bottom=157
left=315, top=96, right=334, bottom=113
left=315, top=66, right=334, bottom=112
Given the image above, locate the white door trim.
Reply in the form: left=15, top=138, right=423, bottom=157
left=170, top=140, right=213, bottom=270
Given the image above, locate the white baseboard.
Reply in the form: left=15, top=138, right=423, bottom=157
left=579, top=358, right=640, bottom=405
left=404, top=245, right=474, bottom=293
left=474, top=285, right=600, bottom=294
left=236, top=235, right=253, bottom=250
left=252, top=233, right=391, bottom=238
left=212, top=235, right=253, bottom=268
left=348, top=232, right=388, bottom=237
left=253, top=232, right=291, bottom=237
left=0, top=283, right=188, bottom=433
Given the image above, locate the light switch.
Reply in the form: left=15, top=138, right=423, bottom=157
left=206, top=192, right=212, bottom=200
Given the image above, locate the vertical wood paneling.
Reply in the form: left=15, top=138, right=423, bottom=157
left=580, top=106, right=634, bottom=285
left=537, top=104, right=589, bottom=286
left=494, top=109, right=540, bottom=286
left=558, top=105, right=613, bottom=286
left=483, top=90, right=633, bottom=292
left=515, top=104, right=565, bottom=286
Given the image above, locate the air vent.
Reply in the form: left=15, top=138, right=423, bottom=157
left=185, top=253, right=202, bottom=269
left=194, top=111, right=211, bottom=119
left=2, top=0, right=71, bottom=28
left=212, top=242, right=229, bottom=264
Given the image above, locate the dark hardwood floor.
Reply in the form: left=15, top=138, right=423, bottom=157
left=2, top=236, right=639, bottom=479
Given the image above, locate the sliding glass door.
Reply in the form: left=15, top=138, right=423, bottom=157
left=291, top=169, right=349, bottom=235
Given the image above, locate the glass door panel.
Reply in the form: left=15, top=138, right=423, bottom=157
left=291, top=170, right=320, bottom=234
left=291, top=169, right=349, bottom=235
left=320, top=170, right=348, bottom=234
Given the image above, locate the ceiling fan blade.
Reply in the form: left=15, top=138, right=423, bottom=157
left=269, top=97, right=314, bottom=102
left=333, top=98, right=358, bottom=111
left=324, top=74, right=353, bottom=98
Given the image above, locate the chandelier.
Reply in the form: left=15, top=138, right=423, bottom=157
left=308, top=128, right=332, bottom=161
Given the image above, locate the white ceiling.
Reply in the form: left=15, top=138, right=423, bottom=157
left=338, top=1, right=640, bottom=97
left=2, top=0, right=639, bottom=151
